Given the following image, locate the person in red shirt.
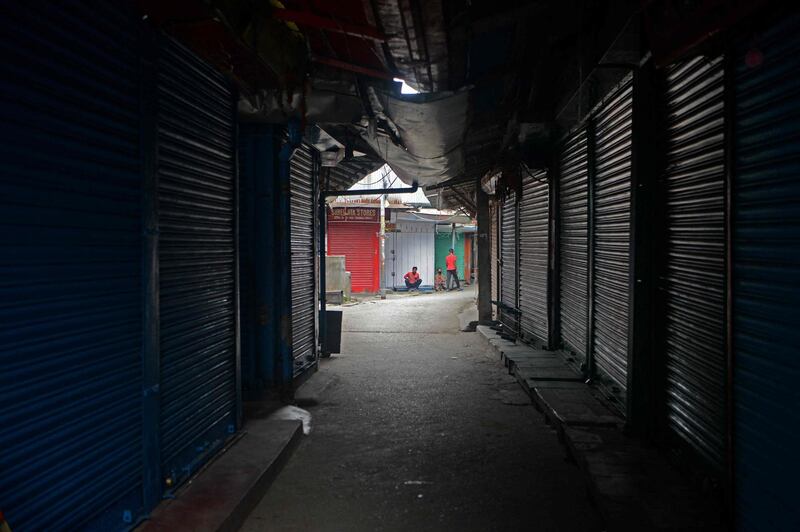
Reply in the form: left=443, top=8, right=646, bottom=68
left=404, top=266, right=422, bottom=290
left=434, top=268, right=446, bottom=291
left=445, top=248, right=462, bottom=291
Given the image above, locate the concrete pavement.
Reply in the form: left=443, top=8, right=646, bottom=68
left=241, top=287, right=601, bottom=531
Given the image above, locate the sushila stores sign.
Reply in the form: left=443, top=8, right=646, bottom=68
left=328, top=206, right=380, bottom=222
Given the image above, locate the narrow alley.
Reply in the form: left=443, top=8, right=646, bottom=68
left=4, top=3, right=800, bottom=531
left=242, top=289, right=601, bottom=532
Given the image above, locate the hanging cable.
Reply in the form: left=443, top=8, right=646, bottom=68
left=520, top=162, right=549, bottom=183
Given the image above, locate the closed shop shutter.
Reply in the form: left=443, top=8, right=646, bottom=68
left=558, top=128, right=590, bottom=361
left=158, top=36, right=237, bottom=489
left=0, top=3, right=146, bottom=529
left=385, top=223, right=435, bottom=289
left=518, top=170, right=550, bottom=346
left=659, top=55, right=727, bottom=469
left=733, top=15, right=800, bottom=530
left=500, top=192, right=518, bottom=333
left=289, top=144, right=318, bottom=378
left=490, top=202, right=499, bottom=319
left=592, top=76, right=634, bottom=393
left=328, top=222, right=380, bottom=292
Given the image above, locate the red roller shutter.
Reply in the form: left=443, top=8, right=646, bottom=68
left=328, top=222, right=380, bottom=292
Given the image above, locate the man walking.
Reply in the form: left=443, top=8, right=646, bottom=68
left=404, top=266, right=422, bottom=290
left=445, top=248, right=462, bottom=291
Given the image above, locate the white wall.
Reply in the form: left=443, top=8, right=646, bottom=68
left=384, top=221, right=435, bottom=288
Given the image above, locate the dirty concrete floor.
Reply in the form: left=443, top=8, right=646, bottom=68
left=241, top=288, right=601, bottom=532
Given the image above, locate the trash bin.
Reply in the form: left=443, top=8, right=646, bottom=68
left=324, top=309, right=342, bottom=355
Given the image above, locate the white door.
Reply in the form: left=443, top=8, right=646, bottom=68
left=385, top=222, right=435, bottom=288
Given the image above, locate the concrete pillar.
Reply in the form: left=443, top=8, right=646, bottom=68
left=476, top=180, right=492, bottom=323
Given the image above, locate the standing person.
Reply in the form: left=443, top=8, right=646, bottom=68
left=404, top=266, right=422, bottom=290
left=445, top=248, right=462, bottom=291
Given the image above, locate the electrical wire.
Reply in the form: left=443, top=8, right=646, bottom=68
left=520, top=162, right=549, bottom=184
left=336, top=173, right=401, bottom=202
left=404, top=208, right=470, bottom=223
left=350, top=166, right=393, bottom=187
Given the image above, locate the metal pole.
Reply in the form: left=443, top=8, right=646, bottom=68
left=380, top=168, right=387, bottom=297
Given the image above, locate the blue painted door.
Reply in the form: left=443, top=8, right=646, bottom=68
left=0, top=2, right=146, bottom=529
left=733, top=13, right=800, bottom=531
left=238, top=125, right=279, bottom=393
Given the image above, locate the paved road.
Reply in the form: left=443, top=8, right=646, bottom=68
left=242, top=288, right=601, bottom=532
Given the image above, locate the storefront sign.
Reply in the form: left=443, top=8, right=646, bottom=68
left=329, top=206, right=380, bottom=222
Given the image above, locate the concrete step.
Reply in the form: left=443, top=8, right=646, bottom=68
left=474, top=327, right=725, bottom=531
left=524, top=380, right=622, bottom=429
left=564, top=427, right=726, bottom=531
left=138, top=418, right=302, bottom=532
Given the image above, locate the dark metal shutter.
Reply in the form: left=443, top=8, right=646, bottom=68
left=659, top=55, right=727, bottom=469
left=0, top=2, right=146, bottom=529
left=289, top=144, right=317, bottom=377
left=158, top=36, right=237, bottom=489
left=518, top=170, right=550, bottom=345
left=592, top=76, right=634, bottom=393
left=500, top=191, right=518, bottom=333
left=490, top=202, right=499, bottom=319
left=558, top=128, right=590, bottom=361
left=733, top=15, right=800, bottom=530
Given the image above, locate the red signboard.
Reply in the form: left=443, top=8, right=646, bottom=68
left=328, top=206, right=380, bottom=223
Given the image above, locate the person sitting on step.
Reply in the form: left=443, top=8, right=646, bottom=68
left=434, top=268, right=446, bottom=292
left=404, top=266, right=422, bottom=290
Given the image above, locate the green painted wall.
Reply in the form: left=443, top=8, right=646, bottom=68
left=434, top=231, right=464, bottom=278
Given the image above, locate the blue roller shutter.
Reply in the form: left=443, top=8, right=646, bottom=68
left=558, top=128, right=590, bottom=362
left=157, top=36, right=238, bottom=490
left=591, top=75, right=634, bottom=397
left=0, top=2, right=146, bottom=530
left=733, top=14, right=800, bottom=531
left=289, top=144, right=318, bottom=379
left=660, top=55, right=727, bottom=470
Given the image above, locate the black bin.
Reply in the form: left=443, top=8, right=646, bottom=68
left=324, top=309, right=343, bottom=354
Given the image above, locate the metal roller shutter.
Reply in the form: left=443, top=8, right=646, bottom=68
left=290, top=144, right=318, bottom=377
left=490, top=202, right=499, bottom=319
left=733, top=15, right=800, bottom=530
left=518, top=170, right=550, bottom=346
left=500, top=191, right=518, bottom=333
left=558, top=128, right=590, bottom=361
left=327, top=222, right=380, bottom=292
left=592, top=76, right=633, bottom=394
left=0, top=3, right=145, bottom=529
left=158, top=36, right=237, bottom=489
left=659, top=55, right=727, bottom=469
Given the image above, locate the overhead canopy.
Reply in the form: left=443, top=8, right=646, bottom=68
left=359, top=89, right=469, bottom=187
left=139, top=0, right=754, bottom=212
